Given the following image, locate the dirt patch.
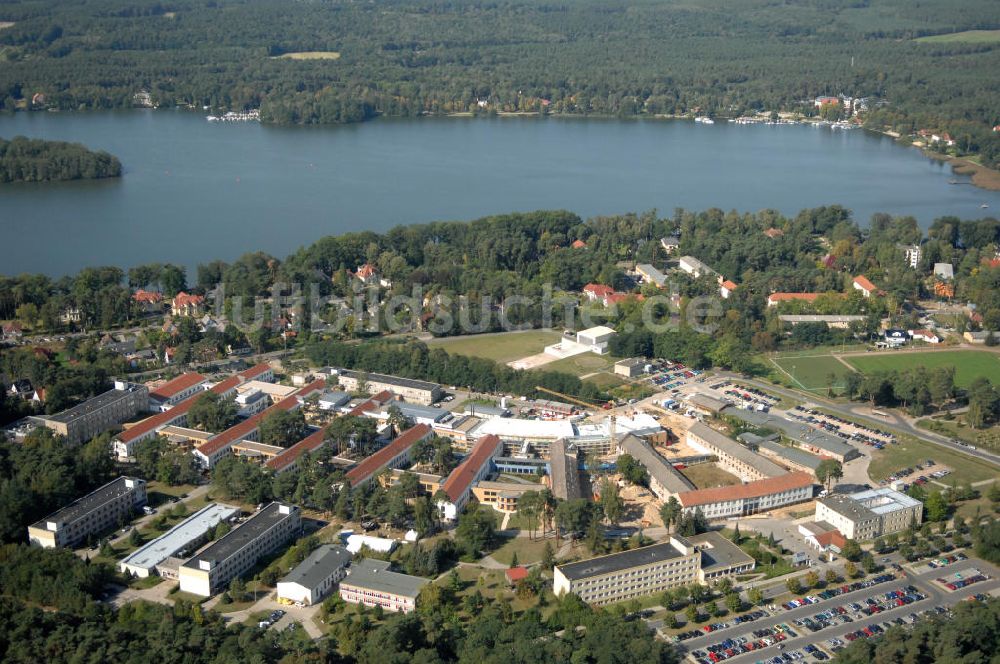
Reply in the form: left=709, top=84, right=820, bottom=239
left=507, top=352, right=559, bottom=370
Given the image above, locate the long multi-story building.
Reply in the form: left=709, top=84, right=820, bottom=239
left=553, top=536, right=701, bottom=605
left=113, top=363, right=272, bottom=459
left=677, top=471, right=814, bottom=519
left=339, top=558, right=429, bottom=613
left=332, top=369, right=442, bottom=405
left=34, top=381, right=149, bottom=445
left=191, top=379, right=326, bottom=469
left=815, top=488, right=923, bottom=540
left=265, top=428, right=329, bottom=475
left=28, top=476, right=147, bottom=548
left=619, top=434, right=695, bottom=501
left=118, top=503, right=239, bottom=577
left=148, top=372, right=208, bottom=412
left=178, top=502, right=301, bottom=596
left=437, top=434, right=503, bottom=520
left=686, top=422, right=786, bottom=481
left=343, top=424, right=433, bottom=490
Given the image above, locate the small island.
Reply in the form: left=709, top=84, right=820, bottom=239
left=0, top=135, right=122, bottom=183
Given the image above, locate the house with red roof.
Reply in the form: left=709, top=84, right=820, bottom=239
left=852, top=275, right=878, bottom=298
left=437, top=434, right=503, bottom=520
left=909, top=329, right=940, bottom=344
left=571, top=239, right=587, bottom=249
left=719, top=280, right=738, bottom=299
left=766, top=293, right=821, bottom=307
left=132, top=289, right=164, bottom=313
left=763, top=228, right=784, bottom=239
left=583, top=284, right=615, bottom=302
left=505, top=566, right=529, bottom=586
left=171, top=291, right=205, bottom=317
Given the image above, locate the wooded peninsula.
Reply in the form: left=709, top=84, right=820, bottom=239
left=0, top=0, right=998, bottom=168
left=0, top=135, right=121, bottom=183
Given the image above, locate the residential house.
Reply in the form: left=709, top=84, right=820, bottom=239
left=171, top=292, right=205, bottom=317
left=571, top=239, right=587, bottom=249
left=719, top=280, right=737, bottom=299
left=766, top=293, right=821, bottom=307
left=660, top=236, right=680, bottom=254
left=763, top=228, right=784, bottom=239
left=2, top=322, right=24, bottom=342
left=583, top=283, right=615, bottom=303
left=852, top=275, right=878, bottom=298
left=132, top=289, right=163, bottom=312
left=909, top=329, right=940, bottom=344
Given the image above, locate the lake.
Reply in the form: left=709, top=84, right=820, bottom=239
left=1, top=110, right=998, bottom=277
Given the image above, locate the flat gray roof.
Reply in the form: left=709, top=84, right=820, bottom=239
left=687, top=393, right=732, bottom=414
left=341, top=558, right=428, bottom=598
left=755, top=437, right=823, bottom=471
left=620, top=434, right=695, bottom=494
left=688, top=531, right=755, bottom=572
left=32, top=476, right=144, bottom=529
left=44, top=384, right=143, bottom=423
left=393, top=401, right=451, bottom=422
left=119, top=503, right=239, bottom=571
left=688, top=422, right=786, bottom=478
left=557, top=541, right=686, bottom=581
left=281, top=544, right=353, bottom=590
left=615, top=357, right=647, bottom=368
left=727, top=410, right=858, bottom=459
left=181, top=502, right=298, bottom=568
left=337, top=369, right=439, bottom=392
left=817, top=494, right=876, bottom=522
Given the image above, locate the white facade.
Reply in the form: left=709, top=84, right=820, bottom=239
left=576, top=326, right=616, bottom=354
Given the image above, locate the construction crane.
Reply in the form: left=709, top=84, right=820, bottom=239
left=533, top=385, right=612, bottom=410
left=534, top=385, right=618, bottom=445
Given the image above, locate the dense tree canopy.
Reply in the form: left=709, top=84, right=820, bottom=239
left=0, top=136, right=121, bottom=183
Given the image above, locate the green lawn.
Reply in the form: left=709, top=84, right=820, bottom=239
left=425, top=330, right=562, bottom=364
left=918, top=417, right=1000, bottom=454
left=585, top=372, right=627, bottom=389
left=681, top=463, right=741, bottom=489
left=490, top=535, right=553, bottom=566
left=868, top=435, right=1000, bottom=484
left=845, top=350, right=1000, bottom=388
left=916, top=29, right=1000, bottom=43
left=770, top=354, right=854, bottom=392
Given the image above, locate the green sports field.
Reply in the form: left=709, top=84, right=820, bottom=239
left=845, top=350, right=1000, bottom=388
left=769, top=354, right=855, bottom=392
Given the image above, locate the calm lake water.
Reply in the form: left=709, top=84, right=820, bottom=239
left=1, top=110, right=998, bottom=277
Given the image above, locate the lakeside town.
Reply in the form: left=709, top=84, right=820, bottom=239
left=4, top=206, right=1000, bottom=663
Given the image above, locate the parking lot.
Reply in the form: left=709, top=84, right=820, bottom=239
left=678, top=557, right=1000, bottom=663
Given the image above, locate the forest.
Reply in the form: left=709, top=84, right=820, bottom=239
left=0, top=135, right=121, bottom=182
left=0, top=0, right=998, bottom=165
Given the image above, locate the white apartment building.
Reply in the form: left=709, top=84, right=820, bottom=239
left=815, top=488, right=923, bottom=540
left=553, top=536, right=700, bottom=605
left=178, top=503, right=301, bottom=596
left=28, top=477, right=147, bottom=549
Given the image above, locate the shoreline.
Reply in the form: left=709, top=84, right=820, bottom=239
left=870, top=127, right=1000, bottom=194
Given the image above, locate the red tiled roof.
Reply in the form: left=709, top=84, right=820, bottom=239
left=678, top=471, right=814, bottom=508
left=345, top=424, right=432, bottom=486
left=768, top=293, right=821, bottom=303
left=356, top=264, right=377, bottom=279
left=196, top=379, right=326, bottom=458
left=583, top=283, right=615, bottom=298
left=150, top=372, right=207, bottom=399
left=505, top=566, right=529, bottom=582
left=721, top=280, right=738, bottom=290
left=238, top=363, right=272, bottom=381
left=132, top=289, right=163, bottom=303
left=117, top=374, right=243, bottom=443
left=605, top=292, right=636, bottom=305
left=440, top=434, right=502, bottom=502
left=172, top=291, right=204, bottom=307
left=347, top=390, right=394, bottom=416
left=266, top=428, right=327, bottom=472
left=853, top=275, right=877, bottom=292
left=571, top=239, right=587, bottom=249
left=814, top=530, right=847, bottom=550
left=763, top=228, right=784, bottom=239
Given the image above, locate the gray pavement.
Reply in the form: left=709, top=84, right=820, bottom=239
left=669, top=555, right=1000, bottom=663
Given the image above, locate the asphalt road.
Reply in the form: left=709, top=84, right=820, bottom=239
left=715, top=371, right=1000, bottom=467
left=670, top=556, right=1000, bottom=663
